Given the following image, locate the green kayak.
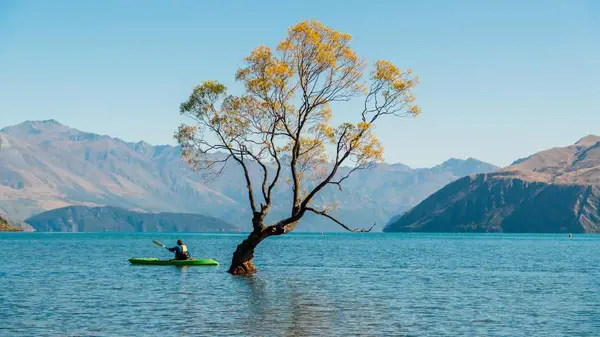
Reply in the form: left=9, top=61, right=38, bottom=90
left=129, top=258, right=219, bottom=266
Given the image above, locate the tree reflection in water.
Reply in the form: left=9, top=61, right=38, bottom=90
left=238, top=275, right=338, bottom=336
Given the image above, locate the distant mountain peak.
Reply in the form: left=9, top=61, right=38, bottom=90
left=389, top=162, right=412, bottom=171
left=441, top=157, right=488, bottom=165
left=575, top=134, right=600, bottom=148
left=435, top=157, right=498, bottom=169
left=438, top=157, right=463, bottom=167
left=14, top=119, right=63, bottom=128
left=22, top=119, right=62, bottom=125
left=0, top=120, right=173, bottom=150
left=507, top=134, right=600, bottom=177
left=37, top=119, right=62, bottom=125
left=1, top=119, right=68, bottom=134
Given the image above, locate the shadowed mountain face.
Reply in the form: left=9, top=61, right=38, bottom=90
left=0, top=120, right=497, bottom=231
left=24, top=205, right=239, bottom=232
left=384, top=135, right=600, bottom=233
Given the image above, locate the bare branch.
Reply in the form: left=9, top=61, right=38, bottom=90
left=235, top=153, right=258, bottom=214
left=306, top=207, right=375, bottom=232
left=265, top=118, right=282, bottom=204
left=299, top=127, right=357, bottom=210
left=327, top=164, right=372, bottom=191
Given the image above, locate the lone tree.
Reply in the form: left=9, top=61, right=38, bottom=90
left=176, top=20, right=420, bottom=275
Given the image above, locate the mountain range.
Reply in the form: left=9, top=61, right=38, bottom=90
left=0, top=120, right=498, bottom=231
left=384, top=135, right=600, bottom=233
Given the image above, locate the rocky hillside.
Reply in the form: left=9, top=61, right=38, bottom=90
left=384, top=135, right=600, bottom=233
left=0, top=120, right=497, bottom=231
left=0, top=215, right=22, bottom=232
left=25, top=206, right=239, bottom=232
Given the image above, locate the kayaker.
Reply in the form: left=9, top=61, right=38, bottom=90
left=167, top=239, right=191, bottom=260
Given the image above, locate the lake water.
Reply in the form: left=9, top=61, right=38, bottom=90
left=1, top=232, right=599, bottom=336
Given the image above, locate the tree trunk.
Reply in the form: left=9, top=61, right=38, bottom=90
left=228, top=231, right=266, bottom=275
left=228, top=216, right=299, bottom=275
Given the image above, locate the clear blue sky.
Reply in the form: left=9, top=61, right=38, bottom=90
left=1, top=0, right=599, bottom=168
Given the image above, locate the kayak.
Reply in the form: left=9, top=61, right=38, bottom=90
left=129, top=257, right=219, bottom=266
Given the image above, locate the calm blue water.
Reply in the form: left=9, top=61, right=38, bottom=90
left=1, top=232, right=599, bottom=336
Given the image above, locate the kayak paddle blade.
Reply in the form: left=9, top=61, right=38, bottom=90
left=152, top=240, right=166, bottom=248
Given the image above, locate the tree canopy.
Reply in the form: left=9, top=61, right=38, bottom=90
left=175, top=19, right=420, bottom=274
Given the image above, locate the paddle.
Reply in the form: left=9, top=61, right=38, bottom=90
left=152, top=240, right=168, bottom=249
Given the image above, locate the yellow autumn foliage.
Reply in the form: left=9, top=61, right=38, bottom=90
left=176, top=18, right=419, bottom=205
